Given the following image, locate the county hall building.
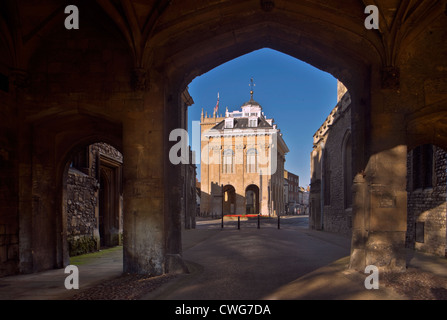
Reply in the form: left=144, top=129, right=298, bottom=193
left=200, top=91, right=289, bottom=217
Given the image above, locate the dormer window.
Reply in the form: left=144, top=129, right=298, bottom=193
left=248, top=117, right=257, bottom=128
left=225, top=118, right=234, bottom=129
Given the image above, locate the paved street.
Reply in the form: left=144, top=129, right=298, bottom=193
left=1, top=215, right=445, bottom=300
left=144, top=215, right=355, bottom=299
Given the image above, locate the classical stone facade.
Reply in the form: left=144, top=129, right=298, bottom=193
left=200, top=95, right=288, bottom=217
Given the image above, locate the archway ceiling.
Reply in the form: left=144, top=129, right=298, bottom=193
left=1, top=0, right=443, bottom=81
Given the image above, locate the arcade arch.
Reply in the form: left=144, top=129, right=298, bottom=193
left=0, top=1, right=446, bottom=277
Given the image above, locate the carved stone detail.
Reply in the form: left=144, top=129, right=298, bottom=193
left=132, top=68, right=149, bottom=91
left=260, top=0, right=275, bottom=12
left=382, top=66, right=400, bottom=90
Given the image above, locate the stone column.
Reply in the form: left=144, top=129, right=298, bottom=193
left=122, top=81, right=166, bottom=275
left=28, top=126, right=62, bottom=273
left=350, top=71, right=408, bottom=272
left=164, top=88, right=188, bottom=274
left=122, top=74, right=187, bottom=275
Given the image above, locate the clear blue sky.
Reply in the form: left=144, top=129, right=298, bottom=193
left=187, top=48, right=338, bottom=187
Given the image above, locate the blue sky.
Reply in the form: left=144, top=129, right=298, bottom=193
left=187, top=48, right=338, bottom=187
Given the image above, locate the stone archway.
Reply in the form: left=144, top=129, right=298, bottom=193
left=160, top=2, right=447, bottom=273
left=36, top=114, right=122, bottom=272
left=245, top=185, right=260, bottom=215
left=0, top=1, right=446, bottom=277
left=223, top=185, right=236, bottom=215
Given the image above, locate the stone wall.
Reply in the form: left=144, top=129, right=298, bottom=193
left=313, top=92, right=447, bottom=256
left=406, top=147, right=447, bottom=257
left=322, top=102, right=352, bottom=235
left=310, top=91, right=352, bottom=235
left=66, top=168, right=100, bottom=256
left=181, top=148, right=197, bottom=229
left=0, top=87, right=19, bottom=277
left=92, top=143, right=123, bottom=164
left=66, top=142, right=124, bottom=256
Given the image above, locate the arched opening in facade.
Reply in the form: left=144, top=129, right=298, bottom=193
left=245, top=184, right=260, bottom=215
left=222, top=185, right=236, bottom=215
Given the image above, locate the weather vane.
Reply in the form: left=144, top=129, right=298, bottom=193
left=249, top=77, right=255, bottom=100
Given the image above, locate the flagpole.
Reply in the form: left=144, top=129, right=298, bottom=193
left=214, top=92, right=220, bottom=115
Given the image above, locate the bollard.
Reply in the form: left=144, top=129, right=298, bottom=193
left=257, top=214, right=260, bottom=229
left=221, top=214, right=224, bottom=229
left=238, top=216, right=240, bottom=230
left=278, top=214, right=280, bottom=229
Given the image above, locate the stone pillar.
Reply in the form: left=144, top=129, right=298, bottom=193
left=122, top=74, right=187, bottom=275
left=122, top=86, right=166, bottom=275
left=164, top=87, right=188, bottom=274
left=350, top=72, right=408, bottom=272
left=25, top=126, right=64, bottom=273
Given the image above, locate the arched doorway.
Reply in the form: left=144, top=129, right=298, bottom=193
left=98, top=155, right=123, bottom=249
left=65, top=142, right=123, bottom=256
left=245, top=185, right=260, bottom=215
left=223, top=185, right=236, bottom=215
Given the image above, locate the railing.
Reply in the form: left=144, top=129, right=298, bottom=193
left=221, top=214, right=281, bottom=230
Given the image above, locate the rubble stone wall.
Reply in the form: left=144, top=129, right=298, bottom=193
left=66, top=168, right=99, bottom=256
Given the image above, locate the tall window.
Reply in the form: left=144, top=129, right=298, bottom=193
left=222, top=149, right=234, bottom=174
left=323, top=150, right=331, bottom=205
left=412, top=144, right=433, bottom=190
left=343, top=134, right=352, bottom=209
left=247, top=148, right=257, bottom=173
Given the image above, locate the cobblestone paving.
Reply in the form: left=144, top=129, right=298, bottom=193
left=70, top=273, right=178, bottom=300
left=381, top=268, right=447, bottom=300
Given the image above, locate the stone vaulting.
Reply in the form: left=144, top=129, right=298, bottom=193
left=0, top=0, right=446, bottom=276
